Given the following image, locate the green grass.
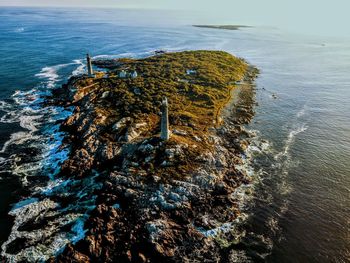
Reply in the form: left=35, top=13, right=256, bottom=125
left=86, top=51, right=247, bottom=128
left=72, top=50, right=250, bottom=176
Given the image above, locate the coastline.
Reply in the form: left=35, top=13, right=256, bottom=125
left=1, top=8, right=350, bottom=262
left=52, top=51, right=259, bottom=262
left=2, top=50, right=259, bottom=262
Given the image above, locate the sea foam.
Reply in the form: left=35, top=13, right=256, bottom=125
left=275, top=123, right=308, bottom=160
left=1, top=61, right=104, bottom=262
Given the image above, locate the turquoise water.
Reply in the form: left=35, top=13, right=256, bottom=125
left=0, top=7, right=349, bottom=262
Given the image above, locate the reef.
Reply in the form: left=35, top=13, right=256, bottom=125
left=41, top=50, right=257, bottom=262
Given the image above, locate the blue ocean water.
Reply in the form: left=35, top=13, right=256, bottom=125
left=0, top=7, right=349, bottom=262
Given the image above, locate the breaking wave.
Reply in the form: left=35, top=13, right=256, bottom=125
left=71, top=59, right=85, bottom=76
left=0, top=59, right=102, bottom=262
left=35, top=63, right=76, bottom=89
left=277, top=104, right=309, bottom=159
left=14, top=27, right=25, bottom=33
left=275, top=124, right=308, bottom=160
left=229, top=103, right=309, bottom=261
left=296, top=104, right=307, bottom=118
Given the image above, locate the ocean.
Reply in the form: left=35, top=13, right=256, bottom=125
left=0, top=7, right=349, bottom=262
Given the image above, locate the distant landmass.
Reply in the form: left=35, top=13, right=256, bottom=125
left=193, top=25, right=252, bottom=30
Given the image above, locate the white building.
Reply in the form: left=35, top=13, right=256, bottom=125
left=186, top=69, right=197, bottom=75
left=119, top=70, right=127, bottom=78
left=130, top=70, right=138, bottom=79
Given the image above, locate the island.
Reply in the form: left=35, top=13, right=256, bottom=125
left=46, top=50, right=258, bottom=262
left=193, top=25, right=252, bottom=31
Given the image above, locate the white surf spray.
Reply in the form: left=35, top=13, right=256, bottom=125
left=275, top=124, right=308, bottom=160
left=222, top=104, right=309, bottom=261
left=1, top=61, right=105, bottom=262
left=71, top=59, right=85, bottom=76
left=239, top=109, right=309, bottom=259
left=192, top=127, right=272, bottom=257
left=35, top=63, right=75, bottom=89
left=14, top=27, right=25, bottom=33
left=296, top=103, right=308, bottom=118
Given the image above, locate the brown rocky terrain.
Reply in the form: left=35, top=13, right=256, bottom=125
left=45, top=50, right=258, bottom=262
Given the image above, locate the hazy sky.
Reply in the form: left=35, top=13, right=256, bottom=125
left=1, top=0, right=349, bottom=37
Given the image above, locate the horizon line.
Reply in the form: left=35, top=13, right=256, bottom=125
left=0, top=5, right=184, bottom=11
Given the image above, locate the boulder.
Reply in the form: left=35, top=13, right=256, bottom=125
left=101, top=91, right=110, bottom=99
left=113, top=117, right=132, bottom=131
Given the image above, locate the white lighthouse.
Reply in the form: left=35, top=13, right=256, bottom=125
left=160, top=97, right=170, bottom=141
left=86, top=53, right=95, bottom=77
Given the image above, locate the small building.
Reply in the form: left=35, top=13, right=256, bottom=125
left=119, top=70, right=127, bottom=78
left=186, top=69, right=197, bottom=75
left=130, top=70, right=138, bottom=79
left=155, top=50, right=166, bottom=55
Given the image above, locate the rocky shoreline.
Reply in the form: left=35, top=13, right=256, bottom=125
left=23, top=50, right=258, bottom=262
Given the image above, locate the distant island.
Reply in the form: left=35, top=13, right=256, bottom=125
left=41, top=50, right=259, bottom=262
left=193, top=25, right=252, bottom=30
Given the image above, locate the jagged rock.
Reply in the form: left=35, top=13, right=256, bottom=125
left=125, top=188, right=137, bottom=198
left=52, top=244, right=90, bottom=263
left=113, top=117, right=132, bottom=131
left=152, top=176, right=161, bottom=183
left=239, top=139, right=249, bottom=151
left=125, top=127, right=140, bottom=142
left=138, top=143, right=154, bottom=153
left=101, top=91, right=110, bottom=99
left=133, top=87, right=141, bottom=95
left=98, top=142, right=121, bottom=160
left=138, top=253, right=147, bottom=263
left=172, top=129, right=187, bottom=136
left=124, top=123, right=148, bottom=142
left=191, top=169, right=218, bottom=189
left=165, top=149, right=176, bottom=159
left=196, top=152, right=216, bottom=165
left=134, top=122, right=147, bottom=129
left=165, top=145, right=184, bottom=159
left=130, top=162, right=139, bottom=167
left=145, top=156, right=153, bottom=163
left=169, top=192, right=181, bottom=202
left=193, top=135, right=202, bottom=142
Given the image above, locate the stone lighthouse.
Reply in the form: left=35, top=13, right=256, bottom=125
left=86, top=53, right=95, bottom=77
left=160, top=97, right=170, bottom=141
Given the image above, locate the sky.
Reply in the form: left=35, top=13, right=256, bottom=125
left=0, top=0, right=349, bottom=37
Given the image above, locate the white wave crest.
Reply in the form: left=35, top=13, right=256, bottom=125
left=296, top=104, right=308, bottom=118
left=14, top=27, right=25, bottom=33
left=1, top=198, right=83, bottom=262
left=0, top=100, right=12, bottom=112
left=0, top=131, right=40, bottom=153
left=275, top=124, right=308, bottom=160
left=35, top=63, right=74, bottom=89
left=1, top=58, right=109, bottom=261
left=71, top=59, right=85, bottom=76
left=19, top=115, right=43, bottom=132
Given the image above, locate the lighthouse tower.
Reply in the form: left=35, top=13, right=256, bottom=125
left=86, top=53, right=95, bottom=77
left=160, top=97, right=170, bottom=141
